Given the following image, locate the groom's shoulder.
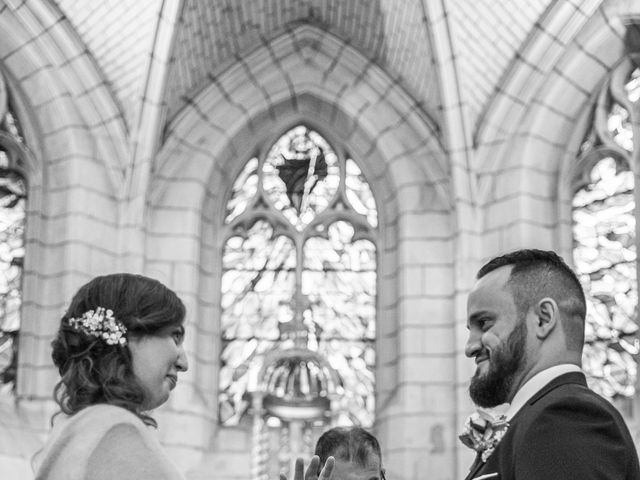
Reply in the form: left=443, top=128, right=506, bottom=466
left=498, top=382, right=640, bottom=479
left=510, top=376, right=630, bottom=440
left=529, top=378, right=617, bottom=418
left=533, top=377, right=620, bottom=414
left=525, top=372, right=614, bottom=414
left=519, top=379, right=633, bottom=445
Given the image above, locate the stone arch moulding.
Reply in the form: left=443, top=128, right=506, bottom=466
left=151, top=23, right=450, bottom=211
left=473, top=4, right=633, bottom=251
left=0, top=1, right=129, bottom=194
left=148, top=25, right=454, bottom=431
left=473, top=0, right=612, bottom=206
left=516, top=20, right=632, bottom=234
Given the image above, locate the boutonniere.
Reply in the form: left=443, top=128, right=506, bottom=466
left=459, top=404, right=510, bottom=462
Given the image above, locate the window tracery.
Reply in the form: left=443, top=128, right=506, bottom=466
left=572, top=64, right=640, bottom=400
left=219, top=125, right=378, bottom=428
left=0, top=73, right=27, bottom=394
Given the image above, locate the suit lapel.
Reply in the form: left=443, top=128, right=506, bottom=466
left=463, top=372, right=587, bottom=479
left=464, top=453, right=485, bottom=480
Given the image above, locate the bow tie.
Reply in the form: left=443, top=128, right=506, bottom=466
left=459, top=404, right=510, bottom=462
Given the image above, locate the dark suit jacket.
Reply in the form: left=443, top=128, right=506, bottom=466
left=464, top=372, right=640, bottom=480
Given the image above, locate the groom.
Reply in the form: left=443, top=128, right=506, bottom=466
left=463, top=249, right=640, bottom=479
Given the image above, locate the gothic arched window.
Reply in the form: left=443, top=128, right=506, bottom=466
left=219, top=125, right=378, bottom=428
left=0, top=78, right=27, bottom=394
left=572, top=64, right=640, bottom=401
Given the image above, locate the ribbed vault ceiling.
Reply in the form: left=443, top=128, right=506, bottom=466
left=51, top=0, right=555, bottom=142
left=164, top=0, right=440, bottom=125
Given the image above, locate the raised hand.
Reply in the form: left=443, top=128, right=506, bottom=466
left=280, top=455, right=335, bottom=480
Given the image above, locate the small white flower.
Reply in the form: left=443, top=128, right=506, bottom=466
left=67, top=306, right=127, bottom=346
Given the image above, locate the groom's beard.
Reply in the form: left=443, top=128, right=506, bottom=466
left=469, top=322, right=527, bottom=408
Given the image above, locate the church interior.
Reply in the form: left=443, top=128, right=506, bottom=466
left=1, top=1, right=640, bottom=479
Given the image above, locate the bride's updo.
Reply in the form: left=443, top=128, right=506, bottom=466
left=51, top=273, right=185, bottom=426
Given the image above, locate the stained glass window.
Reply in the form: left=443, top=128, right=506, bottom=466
left=220, top=125, right=377, bottom=427
left=573, top=157, right=637, bottom=397
left=572, top=66, right=640, bottom=400
left=0, top=90, right=27, bottom=394
left=261, top=127, right=340, bottom=230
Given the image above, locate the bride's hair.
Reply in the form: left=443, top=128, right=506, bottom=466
left=51, top=273, right=185, bottom=426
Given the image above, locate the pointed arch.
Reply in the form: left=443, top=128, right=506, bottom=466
left=566, top=59, right=639, bottom=406
left=152, top=24, right=448, bottom=208
left=146, top=24, right=456, bottom=461
left=0, top=2, right=128, bottom=190
left=0, top=2, right=129, bottom=400
left=475, top=3, right=631, bottom=249
left=475, top=0, right=606, bottom=199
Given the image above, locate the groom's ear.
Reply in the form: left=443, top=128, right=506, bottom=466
left=533, top=297, right=558, bottom=339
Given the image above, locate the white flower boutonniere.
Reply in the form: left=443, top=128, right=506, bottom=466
left=459, top=403, right=510, bottom=462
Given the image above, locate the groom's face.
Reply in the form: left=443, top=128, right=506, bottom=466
left=466, top=266, right=529, bottom=408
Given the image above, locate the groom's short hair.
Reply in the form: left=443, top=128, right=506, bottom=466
left=314, top=426, right=381, bottom=472
left=478, top=249, right=586, bottom=351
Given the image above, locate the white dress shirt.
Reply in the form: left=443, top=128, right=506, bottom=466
left=505, top=363, right=582, bottom=421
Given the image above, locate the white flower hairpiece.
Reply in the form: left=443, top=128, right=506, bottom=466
left=67, top=307, right=127, bottom=346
